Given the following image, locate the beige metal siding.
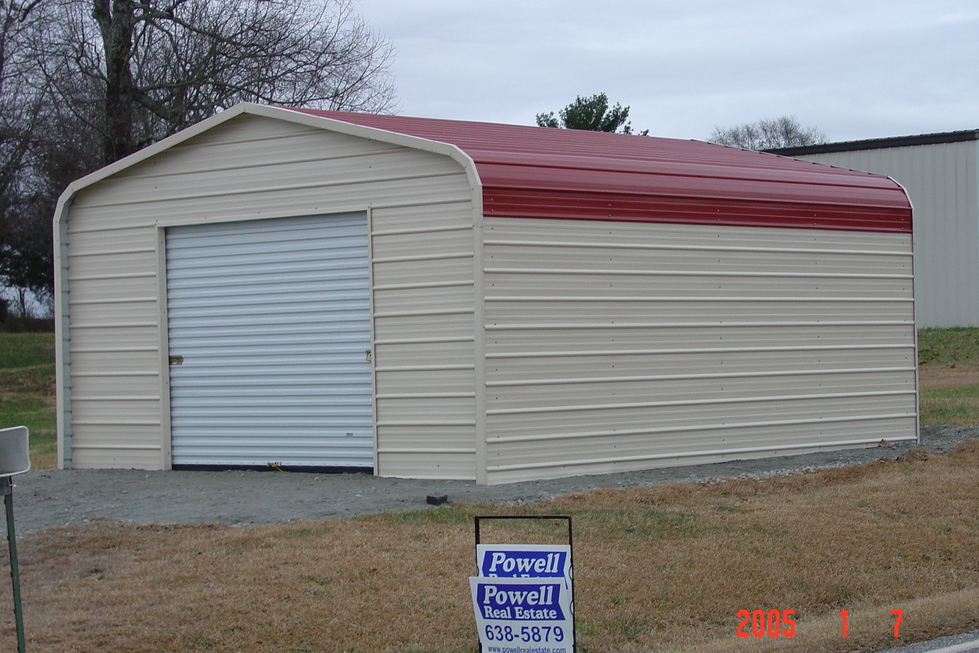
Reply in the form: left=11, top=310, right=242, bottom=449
left=371, top=203, right=478, bottom=479
left=481, top=217, right=917, bottom=483
left=61, top=113, right=477, bottom=475
left=793, top=141, right=978, bottom=327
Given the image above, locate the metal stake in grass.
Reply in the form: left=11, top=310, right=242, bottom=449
left=1, top=426, right=31, bottom=653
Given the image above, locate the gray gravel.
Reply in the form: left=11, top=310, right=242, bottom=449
left=877, top=629, right=979, bottom=653
left=9, top=426, right=977, bottom=534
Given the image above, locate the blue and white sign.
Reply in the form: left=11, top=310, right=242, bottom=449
left=477, top=544, right=572, bottom=581
left=470, top=577, right=574, bottom=652
left=472, top=544, right=574, bottom=651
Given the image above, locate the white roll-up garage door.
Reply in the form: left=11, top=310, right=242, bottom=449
left=165, top=212, right=373, bottom=468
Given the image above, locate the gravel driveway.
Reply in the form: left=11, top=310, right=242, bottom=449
left=9, top=426, right=976, bottom=534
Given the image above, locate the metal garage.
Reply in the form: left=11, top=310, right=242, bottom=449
left=54, top=103, right=918, bottom=484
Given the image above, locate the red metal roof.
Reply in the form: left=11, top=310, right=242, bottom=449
left=287, top=108, right=912, bottom=233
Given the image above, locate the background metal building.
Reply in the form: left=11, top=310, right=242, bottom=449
left=54, top=104, right=918, bottom=484
left=771, top=130, right=979, bottom=328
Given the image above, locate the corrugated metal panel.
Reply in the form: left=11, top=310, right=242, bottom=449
left=791, top=141, right=979, bottom=327
left=93, top=151, right=464, bottom=209
left=69, top=175, right=472, bottom=227
left=488, top=418, right=916, bottom=476
left=481, top=217, right=917, bottom=484
left=166, top=213, right=373, bottom=467
left=373, top=451, right=476, bottom=479
left=369, top=203, right=478, bottom=480
left=290, top=108, right=912, bottom=232
left=60, top=114, right=478, bottom=474
left=481, top=187, right=910, bottom=232
left=62, top=217, right=164, bottom=468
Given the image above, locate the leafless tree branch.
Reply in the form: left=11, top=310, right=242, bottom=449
left=0, top=0, right=397, bottom=299
left=709, top=116, right=827, bottom=150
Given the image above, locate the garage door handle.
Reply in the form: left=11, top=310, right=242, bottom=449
left=365, top=349, right=372, bottom=362
left=169, top=355, right=184, bottom=366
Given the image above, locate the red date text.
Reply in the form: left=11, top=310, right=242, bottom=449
left=736, top=610, right=796, bottom=638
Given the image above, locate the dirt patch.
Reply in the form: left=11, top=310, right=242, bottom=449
left=918, top=363, right=979, bottom=390
left=896, top=448, right=930, bottom=462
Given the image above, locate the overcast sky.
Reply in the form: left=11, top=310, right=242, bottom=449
left=354, top=0, right=979, bottom=143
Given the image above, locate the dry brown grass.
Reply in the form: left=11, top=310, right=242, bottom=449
left=4, top=442, right=979, bottom=652
left=919, top=363, right=979, bottom=390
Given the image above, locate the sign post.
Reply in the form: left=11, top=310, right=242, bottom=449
left=1, top=426, right=31, bottom=653
left=472, top=516, right=575, bottom=653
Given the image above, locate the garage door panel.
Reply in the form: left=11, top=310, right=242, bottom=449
left=166, top=212, right=373, bottom=467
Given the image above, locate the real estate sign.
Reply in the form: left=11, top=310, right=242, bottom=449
left=477, top=544, right=572, bottom=580
left=471, top=544, right=574, bottom=652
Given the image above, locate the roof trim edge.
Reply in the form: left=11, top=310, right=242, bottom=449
left=766, top=129, right=979, bottom=156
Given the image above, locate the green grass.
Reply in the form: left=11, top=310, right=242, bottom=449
left=921, top=386, right=979, bottom=426
left=918, top=327, right=979, bottom=427
left=918, top=327, right=979, bottom=366
left=0, top=331, right=55, bottom=368
left=0, top=331, right=56, bottom=467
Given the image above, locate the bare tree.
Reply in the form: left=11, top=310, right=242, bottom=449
left=709, top=116, right=826, bottom=151
left=0, top=1, right=54, bottom=311
left=0, top=1, right=45, bottom=227
left=40, top=0, right=398, bottom=165
left=0, top=0, right=396, bottom=303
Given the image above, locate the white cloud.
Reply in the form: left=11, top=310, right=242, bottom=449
left=355, top=0, right=979, bottom=141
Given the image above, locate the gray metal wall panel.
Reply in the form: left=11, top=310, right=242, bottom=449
left=793, top=141, right=978, bottom=327
left=166, top=213, right=373, bottom=467
left=481, top=218, right=917, bottom=484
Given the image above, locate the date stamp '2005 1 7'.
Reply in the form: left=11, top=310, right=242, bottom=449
left=736, top=609, right=903, bottom=638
